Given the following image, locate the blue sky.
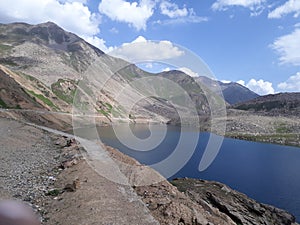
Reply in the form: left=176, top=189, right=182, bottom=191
left=0, top=0, right=299, bottom=95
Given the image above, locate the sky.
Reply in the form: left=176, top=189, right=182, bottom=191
left=0, top=0, right=300, bottom=95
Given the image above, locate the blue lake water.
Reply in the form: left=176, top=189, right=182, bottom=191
left=76, top=124, right=300, bottom=221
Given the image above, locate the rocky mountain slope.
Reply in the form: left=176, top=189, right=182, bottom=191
left=0, top=66, right=42, bottom=110
left=233, top=92, right=300, bottom=116
left=0, top=64, right=71, bottom=111
left=0, top=22, right=103, bottom=84
left=0, top=22, right=218, bottom=125
left=0, top=21, right=299, bottom=146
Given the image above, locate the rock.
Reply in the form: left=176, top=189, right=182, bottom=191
left=61, top=158, right=78, bottom=169
left=172, top=178, right=298, bottom=225
left=64, top=179, right=80, bottom=192
left=135, top=181, right=236, bottom=225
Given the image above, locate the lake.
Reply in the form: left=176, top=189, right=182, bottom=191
left=75, top=124, right=300, bottom=221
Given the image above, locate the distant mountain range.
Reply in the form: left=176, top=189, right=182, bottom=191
left=2, top=21, right=295, bottom=126
left=196, top=76, right=259, bottom=105
left=233, top=92, right=300, bottom=116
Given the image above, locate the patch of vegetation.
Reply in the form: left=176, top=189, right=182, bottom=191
left=15, top=104, right=21, bottom=109
left=96, top=102, right=114, bottom=117
left=0, top=44, right=13, bottom=52
left=21, top=72, right=38, bottom=82
left=97, top=109, right=109, bottom=116
left=226, top=132, right=300, bottom=148
left=236, top=101, right=285, bottom=112
left=110, top=104, right=127, bottom=118
left=0, top=97, right=8, bottom=108
left=0, top=58, right=18, bottom=66
left=275, top=122, right=290, bottom=134
left=105, top=103, right=112, bottom=111
left=0, top=97, right=21, bottom=109
left=111, top=108, right=121, bottom=117
left=129, top=114, right=135, bottom=119
left=46, top=189, right=61, bottom=196
left=51, top=79, right=78, bottom=104
left=27, top=90, right=57, bottom=109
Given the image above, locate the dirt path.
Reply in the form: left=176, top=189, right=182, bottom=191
left=0, top=118, right=63, bottom=216
left=0, top=117, right=159, bottom=225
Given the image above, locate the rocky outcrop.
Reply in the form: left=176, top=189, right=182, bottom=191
left=172, top=178, right=299, bottom=225
left=134, top=181, right=236, bottom=225
left=104, top=146, right=299, bottom=225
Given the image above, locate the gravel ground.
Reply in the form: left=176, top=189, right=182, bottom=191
left=0, top=117, right=160, bottom=225
left=0, top=117, right=65, bottom=221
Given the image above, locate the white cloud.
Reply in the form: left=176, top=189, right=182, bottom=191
left=83, top=36, right=115, bottom=53
left=160, top=1, right=188, bottom=18
left=0, top=0, right=100, bottom=37
left=155, top=7, right=208, bottom=25
left=268, top=0, right=300, bottom=19
left=0, top=0, right=111, bottom=51
left=59, top=0, right=87, bottom=3
left=163, top=67, right=171, bottom=72
left=144, top=63, right=154, bottom=69
left=278, top=72, right=300, bottom=92
left=109, top=27, right=119, bottom=34
left=98, top=0, right=155, bottom=31
left=271, top=29, right=300, bottom=66
left=156, top=16, right=208, bottom=26
left=108, top=36, right=184, bottom=63
left=178, top=67, right=198, bottom=77
left=237, top=80, right=246, bottom=86
left=238, top=79, right=274, bottom=95
left=212, top=0, right=266, bottom=15
left=132, top=35, right=148, bottom=43
left=221, top=80, right=231, bottom=84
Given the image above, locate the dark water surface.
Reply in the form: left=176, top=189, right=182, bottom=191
left=75, top=124, right=300, bottom=221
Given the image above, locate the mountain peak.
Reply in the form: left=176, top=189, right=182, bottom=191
left=0, top=22, right=104, bottom=84
left=40, top=21, right=59, bottom=27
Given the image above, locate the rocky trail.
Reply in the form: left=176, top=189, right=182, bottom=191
left=0, top=117, right=159, bottom=225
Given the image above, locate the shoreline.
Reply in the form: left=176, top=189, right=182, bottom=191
left=1, top=108, right=300, bottom=148
left=0, top=116, right=299, bottom=224
left=226, top=132, right=300, bottom=148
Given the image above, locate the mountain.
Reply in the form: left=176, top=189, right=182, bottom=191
left=233, top=92, right=300, bottom=116
left=158, top=70, right=211, bottom=115
left=0, top=21, right=104, bottom=85
left=0, top=22, right=218, bottom=125
left=196, top=76, right=259, bottom=105
left=220, top=82, right=259, bottom=104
